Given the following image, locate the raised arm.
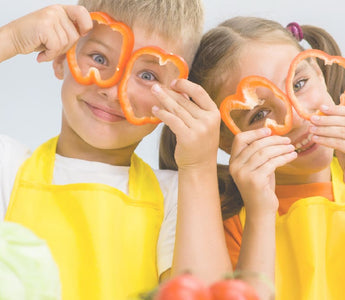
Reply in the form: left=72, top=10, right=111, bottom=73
left=152, top=79, right=232, bottom=283
left=229, top=128, right=297, bottom=299
left=0, top=5, right=92, bottom=63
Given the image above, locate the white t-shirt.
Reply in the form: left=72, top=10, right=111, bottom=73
left=0, top=134, right=178, bottom=276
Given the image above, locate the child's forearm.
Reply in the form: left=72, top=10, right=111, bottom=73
left=171, top=164, right=232, bottom=283
left=0, top=23, right=17, bottom=63
left=236, top=212, right=276, bottom=300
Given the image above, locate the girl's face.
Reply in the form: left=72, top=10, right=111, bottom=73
left=218, top=42, right=334, bottom=180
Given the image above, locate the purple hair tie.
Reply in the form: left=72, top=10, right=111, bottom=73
left=286, top=22, right=304, bottom=41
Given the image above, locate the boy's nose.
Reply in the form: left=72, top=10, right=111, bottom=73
left=98, top=84, right=119, bottom=100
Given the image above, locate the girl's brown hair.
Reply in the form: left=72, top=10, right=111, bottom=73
left=159, top=16, right=345, bottom=219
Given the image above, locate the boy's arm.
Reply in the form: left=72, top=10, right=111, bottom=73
left=0, top=5, right=92, bottom=63
left=152, top=80, right=232, bottom=284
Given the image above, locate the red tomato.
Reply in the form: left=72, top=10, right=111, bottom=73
left=153, top=274, right=212, bottom=300
left=210, top=279, right=260, bottom=300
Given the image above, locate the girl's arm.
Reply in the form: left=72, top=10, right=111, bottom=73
left=0, top=5, right=92, bottom=63
left=229, top=128, right=297, bottom=299
left=152, top=79, right=232, bottom=283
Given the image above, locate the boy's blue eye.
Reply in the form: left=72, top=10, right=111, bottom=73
left=91, top=54, right=107, bottom=65
left=293, top=79, right=307, bottom=92
left=139, top=71, right=157, bottom=81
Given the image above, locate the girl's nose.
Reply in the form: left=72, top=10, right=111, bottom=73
left=290, top=106, right=307, bottom=129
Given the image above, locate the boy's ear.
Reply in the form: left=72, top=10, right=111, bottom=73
left=53, top=54, right=66, bottom=80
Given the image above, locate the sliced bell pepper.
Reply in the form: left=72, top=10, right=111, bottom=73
left=220, top=75, right=293, bottom=135
left=286, top=49, right=345, bottom=120
left=118, top=46, right=189, bottom=125
left=66, top=11, right=134, bottom=88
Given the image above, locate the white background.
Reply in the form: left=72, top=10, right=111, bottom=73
left=0, top=0, right=343, bottom=168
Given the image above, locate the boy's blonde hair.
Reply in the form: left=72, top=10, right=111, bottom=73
left=78, top=0, right=204, bottom=64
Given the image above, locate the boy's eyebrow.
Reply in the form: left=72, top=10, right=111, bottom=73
left=87, top=38, right=120, bottom=51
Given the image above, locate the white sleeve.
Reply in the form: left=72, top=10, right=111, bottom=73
left=154, top=169, right=178, bottom=276
left=0, top=135, right=31, bottom=219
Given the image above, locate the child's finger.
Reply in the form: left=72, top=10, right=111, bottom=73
left=230, top=128, right=271, bottom=159
left=151, top=84, right=195, bottom=128
left=231, top=133, right=292, bottom=166
left=231, top=143, right=295, bottom=176
left=310, top=124, right=345, bottom=140
left=63, top=5, right=93, bottom=36
left=152, top=106, right=187, bottom=135
left=171, top=79, right=218, bottom=112
left=311, top=115, right=345, bottom=127
left=311, top=135, right=345, bottom=153
left=254, top=151, right=298, bottom=178
left=153, top=82, right=209, bottom=122
left=37, top=6, right=87, bottom=62
left=318, top=104, right=345, bottom=116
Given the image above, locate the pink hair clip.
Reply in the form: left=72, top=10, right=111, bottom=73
left=286, top=22, right=304, bottom=42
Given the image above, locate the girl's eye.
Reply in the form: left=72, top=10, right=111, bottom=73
left=249, top=109, right=270, bottom=124
left=91, top=54, right=107, bottom=65
left=138, top=71, right=157, bottom=81
left=293, top=79, right=307, bottom=92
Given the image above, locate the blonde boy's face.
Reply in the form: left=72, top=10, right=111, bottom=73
left=54, top=22, right=186, bottom=155
left=218, top=42, right=334, bottom=176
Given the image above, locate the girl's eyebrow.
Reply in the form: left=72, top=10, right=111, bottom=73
left=293, top=60, right=309, bottom=77
left=284, top=60, right=308, bottom=85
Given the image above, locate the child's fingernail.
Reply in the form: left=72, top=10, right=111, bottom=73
left=152, top=84, right=162, bottom=94
left=170, top=79, right=177, bottom=88
left=262, top=127, right=271, bottom=135
left=321, top=105, right=329, bottom=111
left=310, top=126, right=317, bottom=133
left=311, top=115, right=320, bottom=122
left=152, top=105, right=159, bottom=113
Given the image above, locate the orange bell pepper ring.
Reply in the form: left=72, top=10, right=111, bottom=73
left=220, top=75, right=293, bottom=135
left=286, top=49, right=345, bottom=120
left=118, top=46, right=189, bottom=125
left=66, top=11, right=134, bottom=88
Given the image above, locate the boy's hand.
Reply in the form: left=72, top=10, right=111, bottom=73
left=151, top=79, right=220, bottom=172
left=309, top=104, right=345, bottom=180
left=229, top=128, right=297, bottom=218
left=3, top=5, right=92, bottom=62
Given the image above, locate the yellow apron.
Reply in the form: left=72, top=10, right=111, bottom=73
left=5, top=136, right=164, bottom=300
left=239, top=158, right=345, bottom=300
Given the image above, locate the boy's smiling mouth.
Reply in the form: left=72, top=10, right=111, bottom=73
left=84, top=101, right=126, bottom=123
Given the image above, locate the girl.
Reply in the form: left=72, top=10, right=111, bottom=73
left=160, top=17, right=345, bottom=300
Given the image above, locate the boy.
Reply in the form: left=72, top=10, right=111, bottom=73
left=0, top=1, right=231, bottom=299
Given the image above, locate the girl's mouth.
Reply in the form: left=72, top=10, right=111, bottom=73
left=293, top=133, right=315, bottom=154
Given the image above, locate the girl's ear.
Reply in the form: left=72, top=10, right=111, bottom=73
left=52, top=54, right=66, bottom=80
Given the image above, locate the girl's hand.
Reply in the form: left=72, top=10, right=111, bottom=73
left=3, top=5, right=92, bottom=62
left=229, top=128, right=297, bottom=218
left=310, top=104, right=345, bottom=179
left=152, top=79, right=220, bottom=172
